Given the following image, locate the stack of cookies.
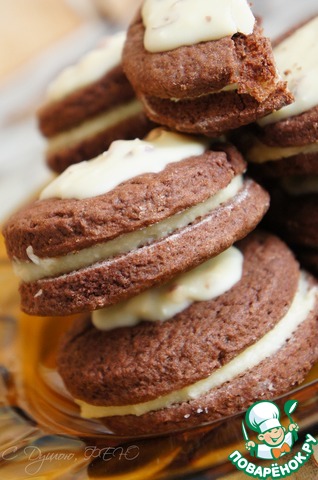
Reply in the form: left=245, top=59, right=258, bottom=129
left=4, top=129, right=317, bottom=435
left=37, top=31, right=153, bottom=173
left=239, top=16, right=318, bottom=275
left=2, top=0, right=318, bottom=436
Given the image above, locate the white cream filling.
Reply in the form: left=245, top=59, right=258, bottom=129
left=246, top=137, right=318, bottom=163
left=14, top=175, right=243, bottom=283
left=46, top=32, right=126, bottom=103
left=92, top=246, right=243, bottom=330
left=142, top=0, right=255, bottom=53
left=42, top=129, right=209, bottom=200
left=281, top=176, right=318, bottom=196
left=170, top=83, right=238, bottom=102
left=259, top=17, right=318, bottom=126
left=47, top=99, right=143, bottom=154
left=77, top=274, right=317, bottom=418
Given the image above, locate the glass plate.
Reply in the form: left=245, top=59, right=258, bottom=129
left=0, top=229, right=317, bottom=480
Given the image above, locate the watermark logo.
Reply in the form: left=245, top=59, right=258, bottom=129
left=244, top=400, right=299, bottom=460
left=229, top=399, right=317, bottom=479
left=1, top=444, right=140, bottom=476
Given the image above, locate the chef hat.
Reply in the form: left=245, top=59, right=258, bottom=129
left=246, top=401, right=281, bottom=434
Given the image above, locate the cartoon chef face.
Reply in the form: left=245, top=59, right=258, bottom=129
left=246, top=400, right=285, bottom=445
left=258, top=426, right=286, bottom=446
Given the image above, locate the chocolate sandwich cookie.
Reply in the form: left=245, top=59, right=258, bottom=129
left=38, top=32, right=154, bottom=173
left=122, top=0, right=292, bottom=137
left=57, top=232, right=318, bottom=435
left=3, top=129, right=269, bottom=316
left=238, top=16, right=318, bottom=177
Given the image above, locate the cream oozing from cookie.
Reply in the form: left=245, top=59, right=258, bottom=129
left=47, top=99, right=143, bottom=154
left=142, top=0, right=255, bottom=53
left=92, top=246, right=243, bottom=330
left=14, top=175, right=244, bottom=282
left=259, top=16, right=318, bottom=126
left=77, top=273, right=317, bottom=417
left=246, top=136, right=318, bottom=163
left=46, top=31, right=126, bottom=103
left=41, top=129, right=209, bottom=200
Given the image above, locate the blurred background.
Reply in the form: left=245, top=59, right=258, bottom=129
left=0, top=0, right=317, bottom=221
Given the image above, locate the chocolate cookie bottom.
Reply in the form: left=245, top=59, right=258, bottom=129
left=141, top=84, right=292, bottom=138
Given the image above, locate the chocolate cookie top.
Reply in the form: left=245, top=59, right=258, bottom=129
left=123, top=16, right=285, bottom=103
left=4, top=139, right=245, bottom=261
left=57, top=232, right=300, bottom=406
